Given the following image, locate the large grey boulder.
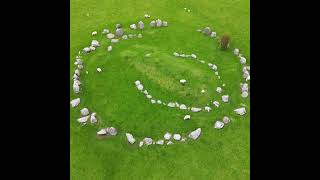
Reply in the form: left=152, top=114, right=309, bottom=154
left=188, top=128, right=201, bottom=140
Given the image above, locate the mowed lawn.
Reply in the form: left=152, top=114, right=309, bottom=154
left=70, top=0, right=250, bottom=179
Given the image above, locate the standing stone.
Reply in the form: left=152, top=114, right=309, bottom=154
left=115, top=24, right=122, bottom=29
left=241, top=91, right=249, bottom=98
left=97, top=68, right=102, bottom=72
left=162, top=21, right=168, bottom=27
left=143, top=137, right=153, bottom=145
left=106, top=33, right=115, bottom=39
left=126, top=133, right=136, bottom=144
left=167, top=102, right=175, bottom=108
left=157, top=100, right=162, bottom=104
left=173, top=134, right=181, bottom=141
left=130, top=24, right=137, bottom=30
left=184, top=115, right=191, bottom=120
left=188, top=128, right=201, bottom=140
left=73, top=83, right=80, bottom=94
left=137, top=84, right=144, bottom=91
left=91, top=40, right=100, bottom=47
left=107, top=46, right=112, bottom=52
left=89, top=46, right=96, bottom=51
left=156, top=140, right=164, bottom=145
left=222, top=95, right=229, bottom=103
left=216, top=87, right=222, bottom=93
left=135, top=80, right=141, bottom=86
left=80, top=108, right=89, bottom=116
left=214, top=121, right=224, bottom=129
left=240, top=57, right=246, bottom=64
left=167, top=141, right=173, bottom=145
left=70, top=98, right=80, bottom=107
left=241, top=83, right=249, bottom=92
left=164, top=132, right=172, bottom=140
left=92, top=31, right=97, bottom=36
left=102, top=29, right=109, bottom=34
left=77, top=115, right=90, bottom=123
left=138, top=21, right=144, bottom=29
left=111, top=39, right=119, bottom=43
left=210, top=32, right=217, bottom=38
left=211, top=64, right=218, bottom=71
left=106, top=127, right=117, bottom=136
left=151, top=99, right=156, bottom=104
left=150, top=21, right=156, bottom=27
left=83, top=47, right=91, bottom=53
left=213, top=101, right=220, bottom=107
left=223, top=116, right=230, bottom=124
left=146, top=95, right=152, bottom=99
left=143, top=90, right=148, bottom=95
left=139, top=141, right=144, bottom=147
left=97, top=129, right=107, bottom=135
left=191, top=54, right=197, bottom=59
left=204, top=106, right=211, bottom=112
left=234, top=107, right=246, bottom=116
left=191, top=107, right=202, bottom=112
left=180, top=79, right=187, bottom=84
left=155, top=19, right=162, bottom=27
left=173, top=52, right=179, bottom=57
left=202, top=27, right=211, bottom=35
left=179, top=104, right=187, bottom=110
left=122, top=35, right=128, bottom=40
left=144, top=14, right=150, bottom=18
left=90, top=112, right=97, bottom=123
left=234, top=48, right=240, bottom=56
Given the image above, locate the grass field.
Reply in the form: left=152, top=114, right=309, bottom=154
left=70, top=0, right=250, bottom=179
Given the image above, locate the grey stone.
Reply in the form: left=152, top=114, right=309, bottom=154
left=106, top=33, right=115, bottom=39
left=137, top=84, right=144, bottom=91
left=130, top=24, right=137, bottom=30
left=107, top=46, right=112, bottom=52
left=223, top=116, right=230, bottom=124
left=115, top=24, right=122, bottom=29
left=191, top=107, right=202, bottom=112
left=111, top=39, right=119, bottom=43
left=126, top=133, right=136, bottom=144
left=234, top=48, right=240, bottom=56
left=90, top=113, right=97, bottom=123
left=77, top=115, right=89, bottom=123
left=173, top=134, right=181, bottom=141
left=213, top=101, right=220, bottom=107
left=214, top=121, right=224, bottom=129
left=122, top=35, right=128, bottom=40
left=222, top=95, right=229, bottom=103
left=167, top=102, right=175, bottom=108
left=80, top=108, right=89, bottom=116
left=156, top=140, right=164, bottom=145
left=234, top=107, right=246, bottom=116
left=150, top=21, right=156, bottom=27
left=162, top=21, right=168, bottom=27
left=184, top=115, right=191, bottom=120
left=156, top=19, right=162, bottom=27
left=102, top=29, right=109, bottom=34
left=91, top=40, right=100, bottom=47
left=164, top=132, right=171, bottom=140
left=143, top=137, right=153, bottom=145
left=179, top=104, right=187, bottom=110
left=106, top=127, right=117, bottom=136
left=202, top=27, right=211, bottom=35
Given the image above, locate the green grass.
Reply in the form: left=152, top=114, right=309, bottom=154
left=70, top=0, right=250, bottom=179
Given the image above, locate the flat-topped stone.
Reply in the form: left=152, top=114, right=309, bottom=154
left=80, top=108, right=89, bottom=116
left=191, top=107, right=201, bottom=112
left=70, top=98, right=80, bottom=107
left=184, top=115, right=191, bottom=120
left=188, top=128, right=201, bottom=140
left=234, top=107, right=246, bottom=116
left=126, top=133, right=136, bottom=144
left=214, top=121, right=224, bottom=129
left=164, top=132, right=171, bottom=140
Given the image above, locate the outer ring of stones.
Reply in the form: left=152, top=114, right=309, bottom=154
left=71, top=17, right=249, bottom=147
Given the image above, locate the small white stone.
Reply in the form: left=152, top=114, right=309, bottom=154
left=215, top=72, right=219, bottom=76
left=201, top=89, right=206, bottom=93
left=214, top=121, right=224, bottom=129
left=107, top=46, right=112, bottom=52
left=234, top=48, right=240, bottom=56
left=126, top=133, right=136, bottom=144
left=139, top=141, right=144, bottom=147
left=122, top=35, right=128, bottom=40
left=156, top=140, right=164, bottom=145
left=146, top=95, right=152, bottom=99
left=151, top=99, right=156, bottom=104
left=157, top=100, right=162, bottom=104
left=241, top=91, right=249, bottom=98
left=222, top=84, right=226, bottom=87
left=167, top=102, right=176, bottom=108
left=134, top=80, right=141, bottom=86
left=191, top=107, right=202, bottom=112
left=91, top=40, right=100, bottom=47
left=102, top=29, right=109, bottom=34
left=204, top=106, right=211, bottom=112
left=173, top=134, right=181, bottom=141
left=70, top=98, right=80, bottom=107
left=92, top=31, right=97, bottom=36
left=222, top=95, right=229, bottom=103
left=77, top=115, right=90, bottom=123
left=184, top=115, right=191, bottom=120
left=167, top=141, right=173, bottom=145
left=216, top=87, right=222, bottom=93
left=212, top=64, right=218, bottom=71
left=80, top=108, right=89, bottom=116
left=173, top=52, right=179, bottom=57
left=234, top=107, right=246, bottom=116
left=90, top=113, right=97, bottom=124
left=179, top=104, right=187, bottom=110
left=213, top=101, right=220, bottom=107
left=143, top=90, right=148, bottom=95
left=97, top=68, right=102, bottom=72
left=223, top=116, right=230, bottom=124
left=83, top=47, right=91, bottom=53
left=137, top=84, right=144, bottom=91
left=111, top=39, right=119, bottom=43
left=106, top=33, right=115, bottom=39
left=97, top=129, right=107, bottom=135
left=164, top=132, right=172, bottom=140
left=191, top=54, right=197, bottom=59
left=143, top=137, right=153, bottom=145
left=130, top=24, right=137, bottom=30
left=240, top=57, right=246, bottom=64
left=210, top=32, right=217, bottom=38
left=180, top=79, right=187, bottom=84
left=208, top=63, right=213, bottom=67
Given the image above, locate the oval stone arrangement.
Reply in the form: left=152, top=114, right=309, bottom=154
left=70, top=15, right=249, bottom=148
